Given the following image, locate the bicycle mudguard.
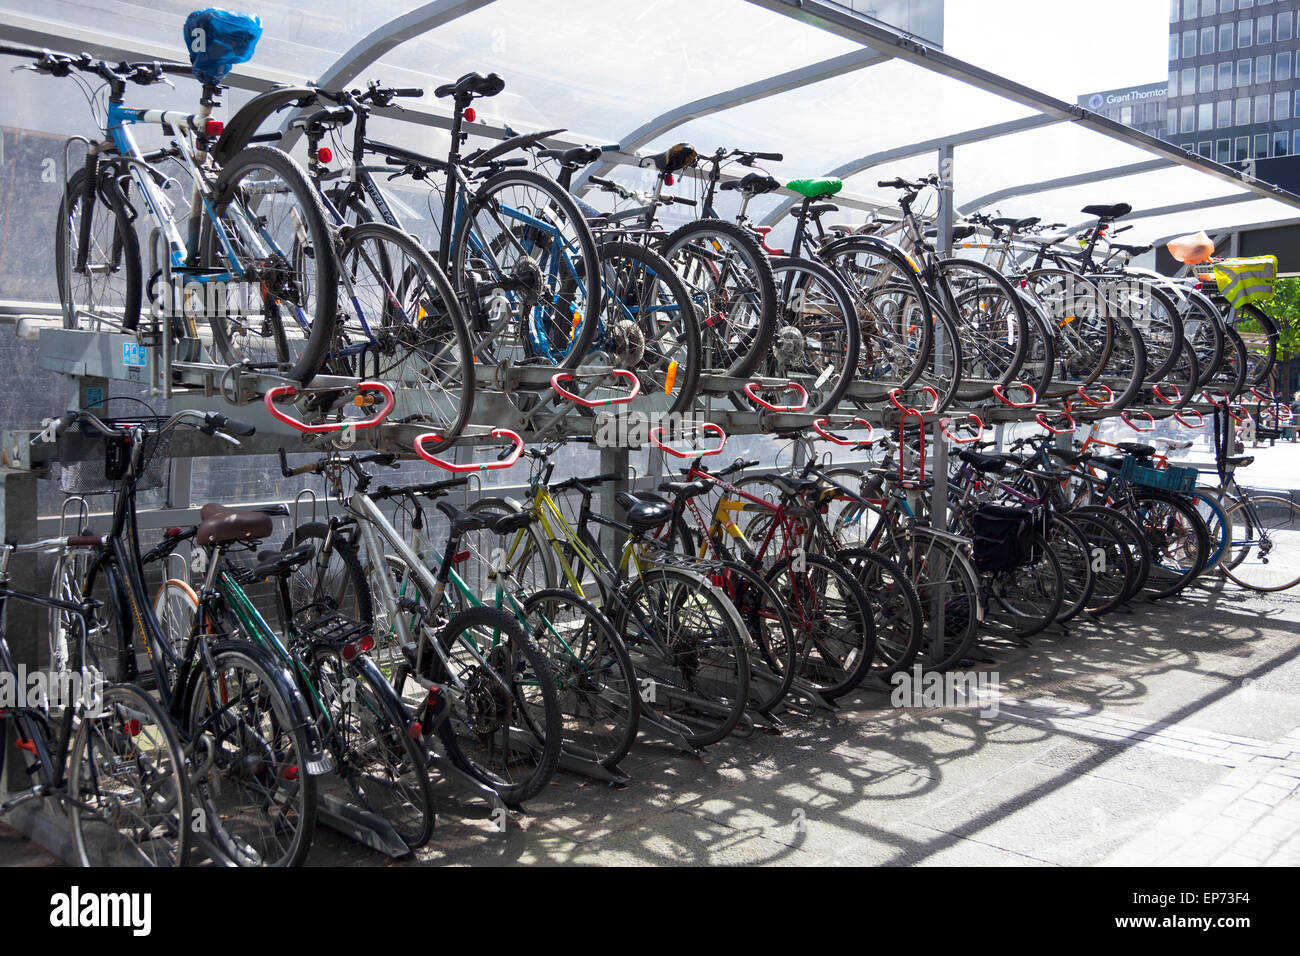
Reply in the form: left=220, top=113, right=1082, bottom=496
left=339, top=651, right=420, bottom=737
left=211, top=85, right=318, bottom=165
left=189, top=638, right=334, bottom=776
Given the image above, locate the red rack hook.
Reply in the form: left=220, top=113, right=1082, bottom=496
left=752, top=225, right=785, bottom=256
left=992, top=382, right=1038, bottom=409
left=264, top=381, right=395, bottom=434
left=1175, top=407, right=1205, bottom=429
left=1120, top=410, right=1155, bottom=432
left=414, top=428, right=524, bottom=473
left=1076, top=383, right=1114, bottom=407
left=743, top=381, right=809, bottom=412
left=551, top=369, right=641, bottom=407
left=1152, top=383, right=1181, bottom=405
left=1035, top=410, right=1076, bottom=435
left=1201, top=387, right=1229, bottom=407
left=1250, top=385, right=1275, bottom=404
left=887, top=386, right=939, bottom=414
left=812, top=417, right=875, bottom=446
left=648, top=423, right=727, bottom=459
left=939, top=413, right=985, bottom=444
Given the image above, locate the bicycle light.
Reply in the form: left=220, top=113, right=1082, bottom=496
left=204, top=118, right=223, bottom=138
left=463, top=106, right=476, bottom=122
left=316, top=146, right=333, bottom=164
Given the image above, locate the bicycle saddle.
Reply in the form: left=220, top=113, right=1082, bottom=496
left=1048, top=448, right=1090, bottom=465
left=539, top=144, right=602, bottom=168
left=659, top=479, right=710, bottom=499
left=923, top=224, right=977, bottom=241
left=249, top=542, right=316, bottom=579
left=750, top=472, right=819, bottom=497
left=1118, top=442, right=1156, bottom=457
left=436, top=500, right=488, bottom=533
left=957, top=450, right=1013, bottom=474
left=195, top=503, right=273, bottom=545
left=786, top=177, right=842, bottom=199
left=1081, top=202, right=1131, bottom=220
left=720, top=172, right=780, bottom=195
left=434, top=71, right=504, bottom=100
left=645, top=142, right=697, bottom=174
left=993, top=216, right=1039, bottom=230
left=614, top=492, right=673, bottom=531
left=1228, top=455, right=1255, bottom=467
left=794, top=202, right=840, bottom=220
left=488, top=511, right=533, bottom=535
left=1109, top=242, right=1153, bottom=255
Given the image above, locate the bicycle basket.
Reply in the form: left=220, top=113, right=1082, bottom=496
left=1119, top=456, right=1196, bottom=494
left=57, top=428, right=171, bottom=496
left=183, top=9, right=262, bottom=86
left=971, top=503, right=1038, bottom=574
left=1212, top=255, right=1277, bottom=308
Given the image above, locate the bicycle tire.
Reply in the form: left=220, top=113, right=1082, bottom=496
left=54, top=164, right=142, bottom=332
left=1220, top=494, right=1300, bottom=592
left=836, top=546, right=924, bottom=676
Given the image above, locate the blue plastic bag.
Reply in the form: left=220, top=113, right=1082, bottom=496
left=183, top=9, right=262, bottom=86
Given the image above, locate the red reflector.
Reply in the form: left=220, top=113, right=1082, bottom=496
left=316, top=146, right=333, bottom=164
left=165, top=526, right=181, bottom=537
left=204, top=119, right=223, bottom=137
left=341, top=642, right=359, bottom=661
left=426, top=685, right=441, bottom=705
left=123, top=719, right=141, bottom=737
left=665, top=173, right=674, bottom=186
left=283, top=765, right=299, bottom=781
left=464, top=106, right=476, bottom=122
left=16, top=738, right=36, bottom=754
left=407, top=721, right=422, bottom=739
left=451, top=549, right=471, bottom=564
left=358, top=633, right=374, bottom=653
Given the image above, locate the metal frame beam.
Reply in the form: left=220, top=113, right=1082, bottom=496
left=743, top=0, right=1300, bottom=212
left=957, top=159, right=1174, bottom=215
left=574, top=47, right=890, bottom=192
left=1067, top=192, right=1261, bottom=232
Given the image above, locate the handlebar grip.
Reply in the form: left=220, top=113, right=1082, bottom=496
left=278, top=448, right=318, bottom=478
left=754, top=151, right=783, bottom=161
left=206, top=412, right=256, bottom=437
left=392, top=87, right=423, bottom=97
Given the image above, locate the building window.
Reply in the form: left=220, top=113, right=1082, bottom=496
left=1275, top=131, right=1290, bottom=156
left=1275, top=90, right=1290, bottom=120
left=1237, top=58, right=1251, bottom=85
left=1257, top=54, right=1271, bottom=83
left=1183, top=67, right=1196, bottom=92
left=1219, top=60, right=1234, bottom=88
left=1217, top=138, right=1232, bottom=161
left=1280, top=11, right=1294, bottom=41
left=1257, top=16, right=1272, bottom=44
left=1202, top=0, right=1216, bottom=14
left=1255, top=93, right=1270, bottom=122
left=1169, top=71, right=1179, bottom=96
left=1201, top=26, right=1215, bottom=52
left=1201, top=64, right=1216, bottom=91
left=1197, top=141, right=1212, bottom=158
left=1172, top=0, right=1181, bottom=18
left=1184, top=0, right=1198, bottom=15
left=1236, top=95, right=1251, bottom=124
left=1238, top=20, right=1252, bottom=47
left=1121, top=105, right=1133, bottom=125
left=1235, top=136, right=1250, bottom=161
left=1185, top=29, right=1199, bottom=56
left=1221, top=0, right=1234, bottom=10
left=1170, top=33, right=1180, bottom=59
left=1278, top=50, right=1292, bottom=81
left=1219, top=22, right=1234, bottom=50
left=1240, top=0, right=1253, bottom=7
left=1217, top=98, right=1232, bottom=127
left=1199, top=102, right=1214, bottom=130
left=1253, top=132, right=1269, bottom=158
left=1182, top=105, right=1196, bottom=132
left=1168, top=110, right=1179, bottom=135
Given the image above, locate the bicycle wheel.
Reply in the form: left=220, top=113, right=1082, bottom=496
left=836, top=546, right=924, bottom=676
left=463, top=498, right=558, bottom=594
left=934, top=260, right=1029, bottom=402
left=430, top=606, right=562, bottom=805
left=1181, top=286, right=1226, bottom=385
left=617, top=565, right=749, bottom=747
left=328, top=221, right=474, bottom=442
left=1045, top=515, right=1095, bottom=623
left=1102, top=313, right=1148, bottom=412
left=1016, top=288, right=1057, bottom=401
left=1220, top=494, right=1300, bottom=592
left=918, top=296, right=965, bottom=412
left=1101, top=275, right=1183, bottom=383
left=1025, top=269, right=1111, bottom=398
left=1061, top=507, right=1136, bottom=617
left=739, top=256, right=859, bottom=413
left=451, top=168, right=602, bottom=371
left=984, top=534, right=1064, bottom=638
left=876, top=527, right=981, bottom=672
left=765, top=552, right=874, bottom=700
left=1192, top=487, right=1233, bottom=575
left=710, top=559, right=797, bottom=713
left=820, top=234, right=932, bottom=397
left=54, top=164, right=142, bottom=332
left=184, top=640, right=318, bottom=866
left=521, top=588, right=640, bottom=769
left=1237, top=304, right=1278, bottom=387
left=152, top=578, right=199, bottom=690
left=283, top=523, right=374, bottom=627
left=311, top=645, right=434, bottom=850
left=1128, top=490, right=1209, bottom=600
left=204, top=145, right=338, bottom=386
left=68, top=682, right=192, bottom=866
left=660, top=218, right=777, bottom=378
left=569, top=240, right=701, bottom=415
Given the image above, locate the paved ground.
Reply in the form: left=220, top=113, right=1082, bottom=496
left=299, top=571, right=1300, bottom=867
left=6, top=569, right=1300, bottom=868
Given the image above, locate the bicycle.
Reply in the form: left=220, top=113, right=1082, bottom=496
left=0, top=536, right=192, bottom=866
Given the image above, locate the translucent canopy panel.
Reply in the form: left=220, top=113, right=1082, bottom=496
left=368, top=0, right=860, bottom=143
left=1130, top=198, right=1300, bottom=245
left=0, top=0, right=419, bottom=79
left=641, top=57, right=1034, bottom=183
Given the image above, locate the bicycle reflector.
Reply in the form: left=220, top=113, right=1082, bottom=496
left=341, top=634, right=375, bottom=661
left=316, top=146, right=333, bottom=164
left=464, top=106, right=476, bottom=122
left=204, top=119, right=224, bottom=138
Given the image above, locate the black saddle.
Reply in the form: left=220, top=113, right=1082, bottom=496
left=434, top=71, right=504, bottom=100
left=958, top=450, right=1013, bottom=474
left=614, top=492, right=673, bottom=532
left=1081, top=202, right=1131, bottom=220
left=250, top=542, right=316, bottom=579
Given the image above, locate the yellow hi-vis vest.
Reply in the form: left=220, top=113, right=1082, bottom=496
left=1213, top=255, right=1278, bottom=308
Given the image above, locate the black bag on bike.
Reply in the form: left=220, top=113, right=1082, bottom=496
left=971, top=504, right=1038, bottom=573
